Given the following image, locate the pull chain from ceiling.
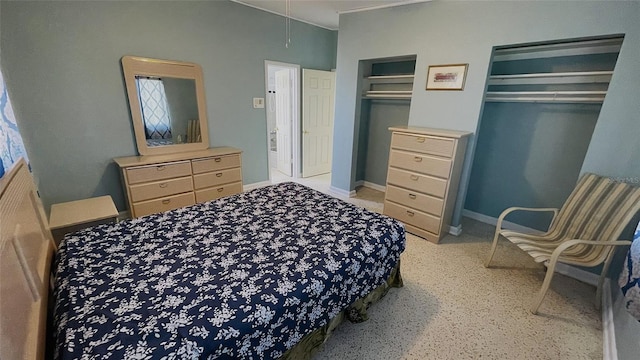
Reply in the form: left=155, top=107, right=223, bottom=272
left=285, top=0, right=291, bottom=48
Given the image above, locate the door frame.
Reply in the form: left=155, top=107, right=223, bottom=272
left=264, top=60, right=301, bottom=179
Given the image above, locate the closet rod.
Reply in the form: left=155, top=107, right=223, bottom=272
left=485, top=97, right=604, bottom=103
left=488, top=91, right=606, bottom=96
left=363, top=94, right=412, bottom=99
left=488, top=71, right=613, bottom=85
left=485, top=90, right=606, bottom=103
left=365, top=90, right=412, bottom=94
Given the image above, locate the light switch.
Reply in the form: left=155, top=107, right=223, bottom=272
left=253, top=97, right=265, bottom=109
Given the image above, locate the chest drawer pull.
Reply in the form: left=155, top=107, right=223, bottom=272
left=216, top=173, right=223, bottom=177
left=408, top=193, right=417, bottom=200
left=406, top=210, right=415, bottom=217
left=414, top=156, right=422, bottom=162
left=410, top=175, right=419, bottom=181
left=158, top=183, right=168, bottom=188
left=162, top=199, right=171, bottom=204
left=217, top=187, right=224, bottom=192
left=156, top=165, right=165, bottom=171
left=416, top=137, right=426, bottom=143
left=214, top=158, right=222, bottom=163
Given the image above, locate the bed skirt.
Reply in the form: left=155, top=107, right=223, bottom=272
left=281, top=261, right=403, bottom=360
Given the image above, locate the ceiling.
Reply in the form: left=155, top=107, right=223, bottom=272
left=230, top=0, right=431, bottom=30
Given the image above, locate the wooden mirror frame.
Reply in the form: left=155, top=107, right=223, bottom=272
left=121, top=56, right=210, bottom=156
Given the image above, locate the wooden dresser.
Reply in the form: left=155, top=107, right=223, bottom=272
left=114, top=147, right=243, bottom=218
left=383, top=126, right=471, bottom=243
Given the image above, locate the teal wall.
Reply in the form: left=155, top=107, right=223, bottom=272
left=0, top=0, right=337, bottom=212
left=465, top=51, right=618, bottom=231
left=332, top=1, right=640, bottom=230
left=358, top=100, right=410, bottom=186
left=356, top=59, right=414, bottom=187
left=162, top=78, right=199, bottom=142
left=332, top=2, right=640, bottom=356
left=466, top=102, right=600, bottom=231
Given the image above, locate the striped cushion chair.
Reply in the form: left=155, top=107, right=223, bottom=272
left=485, top=173, right=640, bottom=314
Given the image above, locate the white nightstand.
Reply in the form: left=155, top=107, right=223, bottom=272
left=49, top=195, right=119, bottom=245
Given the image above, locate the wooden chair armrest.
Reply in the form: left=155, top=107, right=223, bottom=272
left=496, top=207, right=559, bottom=231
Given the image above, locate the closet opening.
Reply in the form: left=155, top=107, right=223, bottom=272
left=354, top=55, right=417, bottom=192
left=464, top=35, right=624, bottom=231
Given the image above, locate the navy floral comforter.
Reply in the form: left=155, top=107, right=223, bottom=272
left=53, top=182, right=405, bottom=359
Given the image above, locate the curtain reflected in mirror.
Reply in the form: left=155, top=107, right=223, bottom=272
left=135, top=76, right=201, bottom=147
left=121, top=55, right=209, bottom=155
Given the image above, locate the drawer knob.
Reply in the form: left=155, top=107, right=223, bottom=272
left=410, top=175, right=419, bottom=181
left=406, top=210, right=415, bottom=217
left=414, top=156, right=422, bottom=162
left=216, top=173, right=223, bottom=177
left=162, top=199, right=171, bottom=204
left=217, top=188, right=224, bottom=192
left=156, top=165, right=166, bottom=171
left=408, top=194, right=417, bottom=200
left=159, top=183, right=168, bottom=188
left=416, top=137, right=426, bottom=143
left=214, top=158, right=222, bottom=163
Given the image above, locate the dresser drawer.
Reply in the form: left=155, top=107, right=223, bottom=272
left=384, top=201, right=440, bottom=235
left=126, top=161, right=192, bottom=185
left=193, top=168, right=242, bottom=190
left=192, top=154, right=241, bottom=174
left=385, top=184, right=443, bottom=216
left=129, top=176, right=193, bottom=202
left=391, top=133, right=455, bottom=158
left=195, top=182, right=243, bottom=203
left=387, top=168, right=447, bottom=198
left=389, top=150, right=452, bottom=179
left=133, top=192, right=195, bottom=217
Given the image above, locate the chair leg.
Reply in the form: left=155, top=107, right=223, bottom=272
left=484, top=228, right=502, bottom=268
left=596, top=248, right=617, bottom=310
left=531, top=258, right=560, bottom=314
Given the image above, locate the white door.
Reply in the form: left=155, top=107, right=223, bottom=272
left=275, top=69, right=293, bottom=177
left=302, top=69, right=335, bottom=178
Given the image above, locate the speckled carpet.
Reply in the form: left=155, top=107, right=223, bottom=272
left=311, top=189, right=602, bottom=360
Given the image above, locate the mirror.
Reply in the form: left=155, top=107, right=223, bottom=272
left=121, top=56, right=210, bottom=155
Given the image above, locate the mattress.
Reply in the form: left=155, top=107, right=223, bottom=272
left=53, top=182, right=406, bottom=359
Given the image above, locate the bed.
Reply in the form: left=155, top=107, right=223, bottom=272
left=1, top=159, right=406, bottom=359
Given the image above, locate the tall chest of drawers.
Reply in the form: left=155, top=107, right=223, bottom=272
left=383, top=126, right=471, bottom=243
left=114, top=147, right=243, bottom=218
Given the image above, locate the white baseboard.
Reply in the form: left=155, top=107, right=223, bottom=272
left=362, top=181, right=386, bottom=192
left=117, top=210, right=130, bottom=221
left=554, top=263, right=599, bottom=287
left=329, top=185, right=356, bottom=198
left=243, top=181, right=272, bottom=192
left=462, top=209, right=544, bottom=235
left=355, top=180, right=386, bottom=192
left=603, top=278, right=617, bottom=360
left=463, top=208, right=599, bottom=286
left=449, top=224, right=463, bottom=236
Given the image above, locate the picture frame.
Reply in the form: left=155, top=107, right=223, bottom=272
left=426, top=63, right=468, bottom=91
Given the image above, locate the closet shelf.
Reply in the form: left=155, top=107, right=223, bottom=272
left=365, top=75, right=415, bottom=84
left=488, top=71, right=613, bottom=86
left=493, top=38, right=623, bottom=62
left=485, top=91, right=606, bottom=103
left=363, top=90, right=412, bottom=100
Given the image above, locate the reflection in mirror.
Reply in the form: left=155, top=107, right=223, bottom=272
left=121, top=56, right=209, bottom=156
left=135, top=76, right=201, bottom=147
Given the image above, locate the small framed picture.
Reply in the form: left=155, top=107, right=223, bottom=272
left=426, top=64, right=468, bottom=91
